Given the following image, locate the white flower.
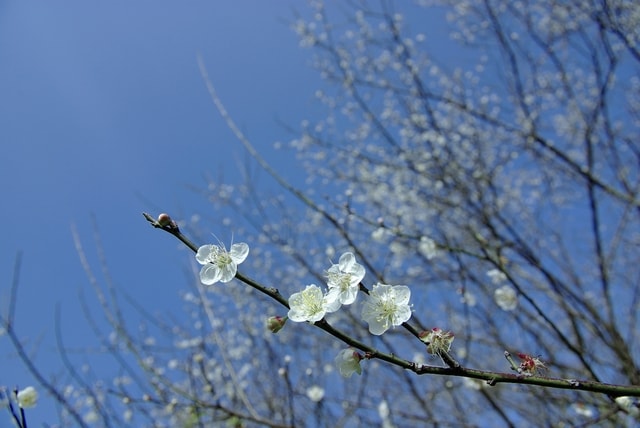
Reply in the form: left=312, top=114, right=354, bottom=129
left=487, top=268, right=507, bottom=284
left=371, top=227, right=387, bottom=241
left=494, top=285, right=518, bottom=311
left=419, top=327, right=455, bottom=355
left=378, top=400, right=390, bottom=419
left=615, top=396, right=640, bottom=417
left=335, top=348, right=362, bottom=378
left=195, top=242, right=249, bottom=285
left=84, top=411, right=99, bottom=423
left=572, top=403, right=595, bottom=417
left=460, top=289, right=477, bottom=306
left=361, top=283, right=412, bottom=335
left=306, top=385, right=325, bottom=402
left=325, top=252, right=365, bottom=305
left=418, top=236, right=438, bottom=259
left=16, top=386, right=38, bottom=408
left=288, top=284, right=341, bottom=324
left=462, top=377, right=482, bottom=390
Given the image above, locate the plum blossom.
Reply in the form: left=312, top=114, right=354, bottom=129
left=487, top=268, right=507, bottom=284
left=615, top=396, right=640, bottom=417
left=335, top=348, right=362, bottom=378
left=419, top=327, right=455, bottom=356
left=378, top=400, right=394, bottom=428
left=16, top=386, right=38, bottom=408
left=418, top=236, right=438, bottom=259
left=325, top=252, right=365, bottom=305
left=361, top=283, right=412, bottom=335
left=494, top=285, right=518, bottom=311
left=464, top=291, right=477, bottom=306
left=196, top=242, right=249, bottom=285
left=306, top=385, right=325, bottom=402
left=462, top=378, right=483, bottom=390
left=288, top=284, right=341, bottom=324
left=571, top=403, right=595, bottom=418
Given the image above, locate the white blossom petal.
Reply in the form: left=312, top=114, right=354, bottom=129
left=200, top=264, right=222, bottom=285
left=229, top=242, right=249, bottom=263
left=195, top=245, right=216, bottom=265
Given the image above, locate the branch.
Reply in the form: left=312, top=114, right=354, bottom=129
left=143, top=213, right=640, bottom=398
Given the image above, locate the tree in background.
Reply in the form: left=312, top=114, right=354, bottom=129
left=3, top=0, right=639, bottom=426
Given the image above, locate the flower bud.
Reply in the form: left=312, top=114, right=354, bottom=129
left=157, top=213, right=173, bottom=227
left=266, top=316, right=287, bottom=333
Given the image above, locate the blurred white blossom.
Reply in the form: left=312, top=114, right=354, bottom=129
left=418, top=236, right=438, bottom=259
left=615, top=396, right=640, bottom=417
left=487, top=268, right=507, bottom=284
left=335, top=348, right=362, bottom=378
left=16, top=386, right=38, bottom=408
left=494, top=285, right=518, bottom=311
left=571, top=403, right=595, bottom=418
left=306, top=385, right=325, bottom=402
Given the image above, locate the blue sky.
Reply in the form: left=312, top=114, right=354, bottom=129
left=0, top=1, right=322, bottom=424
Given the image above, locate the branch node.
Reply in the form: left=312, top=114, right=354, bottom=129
left=567, top=379, right=581, bottom=388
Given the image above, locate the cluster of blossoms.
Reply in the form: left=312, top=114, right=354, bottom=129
left=286, top=252, right=412, bottom=336
left=195, top=242, right=462, bottom=378
left=286, top=251, right=413, bottom=377
left=194, top=245, right=413, bottom=337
